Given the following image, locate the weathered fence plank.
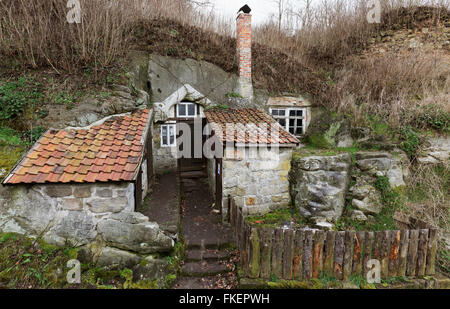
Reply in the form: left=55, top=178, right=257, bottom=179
left=312, top=230, right=325, bottom=278
left=259, top=228, right=273, bottom=279
left=381, top=231, right=390, bottom=279
left=229, top=200, right=437, bottom=281
left=363, top=231, right=374, bottom=278
left=248, top=227, right=260, bottom=278
left=303, top=230, right=313, bottom=280
left=323, top=231, right=335, bottom=276
left=406, top=230, right=419, bottom=276
left=343, top=231, right=354, bottom=280
left=398, top=230, right=409, bottom=277
left=334, top=231, right=345, bottom=280
left=271, top=228, right=284, bottom=279
left=425, top=229, right=438, bottom=275
left=283, top=229, right=294, bottom=279
left=389, top=230, right=401, bottom=277
left=293, top=230, right=304, bottom=280
left=243, top=223, right=251, bottom=275
left=416, top=229, right=429, bottom=277
left=352, top=231, right=365, bottom=275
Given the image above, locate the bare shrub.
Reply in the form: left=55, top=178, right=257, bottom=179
left=329, top=50, right=449, bottom=128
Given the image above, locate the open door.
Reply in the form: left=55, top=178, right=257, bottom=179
left=215, top=158, right=223, bottom=214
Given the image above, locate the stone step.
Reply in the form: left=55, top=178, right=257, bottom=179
left=180, top=171, right=207, bottom=179
left=180, top=165, right=205, bottom=172
left=185, top=237, right=233, bottom=250
left=181, top=261, right=230, bottom=277
left=185, top=249, right=231, bottom=262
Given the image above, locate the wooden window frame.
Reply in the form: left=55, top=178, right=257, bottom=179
left=176, top=102, right=197, bottom=118
left=161, top=123, right=176, bottom=147
left=269, top=107, right=306, bottom=136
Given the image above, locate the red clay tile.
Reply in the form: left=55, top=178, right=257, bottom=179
left=3, top=109, right=150, bottom=185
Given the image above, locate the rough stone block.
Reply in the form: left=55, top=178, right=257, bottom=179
left=96, top=188, right=113, bottom=198
left=60, top=198, right=83, bottom=211
left=73, top=186, right=92, bottom=198
left=245, top=197, right=256, bottom=206
left=96, top=247, right=142, bottom=268
left=87, top=198, right=128, bottom=213
left=97, top=219, right=174, bottom=254
left=45, top=185, right=72, bottom=197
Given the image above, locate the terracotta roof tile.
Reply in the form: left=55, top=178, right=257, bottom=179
left=204, top=108, right=299, bottom=145
left=3, top=109, right=150, bottom=185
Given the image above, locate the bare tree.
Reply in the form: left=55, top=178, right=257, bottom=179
left=270, top=0, right=290, bottom=32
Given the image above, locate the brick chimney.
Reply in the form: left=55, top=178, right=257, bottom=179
left=236, top=12, right=254, bottom=101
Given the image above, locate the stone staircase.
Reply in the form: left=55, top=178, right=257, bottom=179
left=174, top=158, right=236, bottom=289
left=176, top=245, right=235, bottom=289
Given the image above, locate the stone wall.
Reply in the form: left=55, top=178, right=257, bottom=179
left=152, top=122, right=178, bottom=174
left=0, top=182, right=174, bottom=268
left=222, top=147, right=293, bottom=218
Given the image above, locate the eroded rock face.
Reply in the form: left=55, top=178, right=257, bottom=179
left=354, top=151, right=409, bottom=188
left=290, top=153, right=351, bottom=222
left=349, top=150, right=409, bottom=216
left=289, top=149, right=410, bottom=223
left=417, top=136, right=450, bottom=165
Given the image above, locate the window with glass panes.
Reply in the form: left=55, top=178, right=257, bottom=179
left=177, top=102, right=197, bottom=117
left=161, top=124, right=176, bottom=147
left=269, top=108, right=305, bottom=135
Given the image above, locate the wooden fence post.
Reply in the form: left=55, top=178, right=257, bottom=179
left=343, top=231, right=354, bottom=280
left=303, top=230, right=313, bottom=280
left=293, top=230, right=304, bottom=280
left=283, top=229, right=295, bottom=279
left=271, top=228, right=284, bottom=279
left=248, top=227, right=260, bottom=278
left=406, top=230, right=419, bottom=277
left=380, top=231, right=390, bottom=279
left=363, top=231, right=374, bottom=278
left=312, top=230, right=325, bottom=278
left=425, top=229, right=438, bottom=275
left=352, top=231, right=365, bottom=275
left=260, top=227, right=274, bottom=279
left=334, top=231, right=345, bottom=280
left=323, top=231, right=335, bottom=276
left=416, top=229, right=429, bottom=277
left=398, top=230, right=409, bottom=277
left=389, top=230, right=401, bottom=277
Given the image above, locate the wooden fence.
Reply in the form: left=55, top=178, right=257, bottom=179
left=229, top=199, right=438, bottom=280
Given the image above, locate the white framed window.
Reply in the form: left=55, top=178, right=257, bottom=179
left=177, top=102, right=197, bottom=118
left=161, top=124, right=176, bottom=147
left=269, top=107, right=306, bottom=136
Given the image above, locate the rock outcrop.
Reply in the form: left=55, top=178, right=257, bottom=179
left=0, top=184, right=174, bottom=267
left=417, top=136, right=450, bottom=165
left=289, top=149, right=410, bottom=224
left=289, top=153, right=351, bottom=222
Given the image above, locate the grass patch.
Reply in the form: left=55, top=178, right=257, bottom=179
left=246, top=207, right=308, bottom=228
left=336, top=176, right=404, bottom=231
left=0, top=232, right=174, bottom=289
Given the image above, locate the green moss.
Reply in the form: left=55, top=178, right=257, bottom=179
left=337, top=176, right=404, bottom=231
left=246, top=208, right=308, bottom=228
left=306, top=133, right=332, bottom=149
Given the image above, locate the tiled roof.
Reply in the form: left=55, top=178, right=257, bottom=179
left=267, top=96, right=310, bottom=107
left=3, top=109, right=151, bottom=185
left=204, top=108, right=299, bottom=145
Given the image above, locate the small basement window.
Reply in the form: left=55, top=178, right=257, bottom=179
left=177, top=102, right=197, bottom=118
left=270, top=108, right=306, bottom=136
left=161, top=124, right=176, bottom=147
